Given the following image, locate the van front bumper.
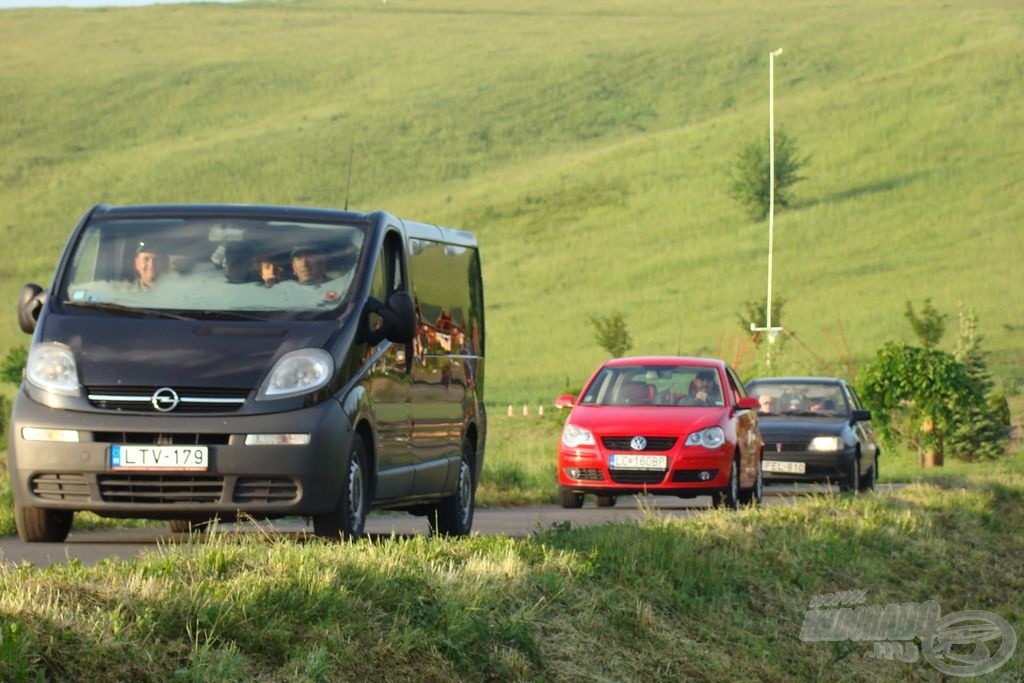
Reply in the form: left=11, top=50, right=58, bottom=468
left=7, top=392, right=354, bottom=519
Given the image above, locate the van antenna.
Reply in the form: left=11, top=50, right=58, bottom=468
left=344, top=146, right=354, bottom=211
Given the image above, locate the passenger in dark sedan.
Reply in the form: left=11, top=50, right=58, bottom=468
left=130, top=242, right=163, bottom=289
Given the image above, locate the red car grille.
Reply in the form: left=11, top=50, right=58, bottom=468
left=601, top=437, right=677, bottom=451
left=609, top=470, right=667, bottom=485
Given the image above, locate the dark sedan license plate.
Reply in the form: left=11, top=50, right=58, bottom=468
left=609, top=454, right=667, bottom=470
left=762, top=460, right=806, bottom=474
left=111, top=445, right=209, bottom=471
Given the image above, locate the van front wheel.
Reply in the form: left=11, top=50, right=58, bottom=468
left=313, top=434, right=369, bottom=540
left=429, top=440, right=476, bottom=537
left=15, top=504, right=73, bottom=543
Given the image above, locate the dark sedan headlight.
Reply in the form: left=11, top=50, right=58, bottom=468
left=809, top=436, right=842, bottom=452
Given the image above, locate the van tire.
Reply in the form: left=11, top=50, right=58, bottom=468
left=167, top=519, right=209, bottom=534
left=595, top=495, right=617, bottom=508
left=429, top=440, right=476, bottom=537
left=313, top=433, right=369, bottom=540
left=15, top=504, right=73, bottom=543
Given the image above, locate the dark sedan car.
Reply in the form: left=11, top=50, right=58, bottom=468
left=745, top=377, right=880, bottom=491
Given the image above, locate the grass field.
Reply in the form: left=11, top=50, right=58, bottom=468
left=2, top=466, right=1023, bottom=681
left=0, top=0, right=1022, bottom=408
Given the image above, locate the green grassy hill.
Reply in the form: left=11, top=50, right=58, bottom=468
left=1, top=0, right=1021, bottom=407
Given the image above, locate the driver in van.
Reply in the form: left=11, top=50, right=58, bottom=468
left=291, top=246, right=329, bottom=285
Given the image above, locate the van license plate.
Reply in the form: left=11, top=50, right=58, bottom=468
left=111, top=445, right=209, bottom=471
left=609, top=454, right=667, bottom=470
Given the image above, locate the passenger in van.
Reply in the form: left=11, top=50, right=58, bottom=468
left=131, top=241, right=163, bottom=289
left=291, top=245, right=329, bottom=285
left=257, top=253, right=288, bottom=287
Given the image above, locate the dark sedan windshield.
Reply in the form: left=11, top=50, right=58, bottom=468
left=61, top=217, right=365, bottom=316
left=746, top=380, right=850, bottom=417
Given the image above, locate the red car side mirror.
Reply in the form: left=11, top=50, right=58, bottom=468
left=735, top=396, right=760, bottom=412
left=555, top=394, right=577, bottom=409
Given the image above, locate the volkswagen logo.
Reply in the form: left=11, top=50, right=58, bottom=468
left=630, top=436, right=647, bottom=451
left=151, top=387, right=180, bottom=413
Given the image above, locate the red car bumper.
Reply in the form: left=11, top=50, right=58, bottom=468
left=557, top=444, right=732, bottom=496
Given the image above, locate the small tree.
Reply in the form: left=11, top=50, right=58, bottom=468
left=589, top=311, right=632, bottom=358
left=904, top=299, right=946, bottom=349
left=728, top=127, right=808, bottom=220
left=858, top=341, right=1006, bottom=465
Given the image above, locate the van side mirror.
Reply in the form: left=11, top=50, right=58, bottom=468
left=851, top=409, right=872, bottom=423
left=363, top=291, right=416, bottom=346
left=18, top=283, right=46, bottom=334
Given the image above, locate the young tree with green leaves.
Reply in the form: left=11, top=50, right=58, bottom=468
left=588, top=311, right=632, bottom=358
left=904, top=299, right=946, bottom=349
left=728, top=127, right=808, bottom=221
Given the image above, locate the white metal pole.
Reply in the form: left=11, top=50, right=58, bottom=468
left=768, top=48, right=782, bottom=335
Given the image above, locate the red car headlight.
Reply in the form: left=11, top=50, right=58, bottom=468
left=562, top=423, right=595, bottom=448
left=684, top=426, right=725, bottom=449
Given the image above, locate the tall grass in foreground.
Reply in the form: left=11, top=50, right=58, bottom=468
left=2, top=471, right=1022, bottom=681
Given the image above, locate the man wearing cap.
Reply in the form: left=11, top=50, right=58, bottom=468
left=291, top=245, right=329, bottom=285
left=132, top=241, right=162, bottom=289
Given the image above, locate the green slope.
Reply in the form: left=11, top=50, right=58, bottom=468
left=1, top=0, right=1021, bottom=406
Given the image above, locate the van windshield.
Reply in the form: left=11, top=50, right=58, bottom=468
left=61, top=217, right=365, bottom=316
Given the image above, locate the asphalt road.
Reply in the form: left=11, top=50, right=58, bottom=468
left=0, top=484, right=894, bottom=567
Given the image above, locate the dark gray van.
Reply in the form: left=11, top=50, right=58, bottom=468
left=9, top=204, right=486, bottom=542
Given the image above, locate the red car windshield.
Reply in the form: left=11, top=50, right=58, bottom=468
left=580, top=364, right=724, bottom=407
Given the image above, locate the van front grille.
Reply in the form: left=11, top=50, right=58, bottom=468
left=234, top=477, right=298, bottom=504
left=30, top=473, right=91, bottom=502
left=98, top=474, right=224, bottom=504
left=86, top=386, right=248, bottom=414
left=93, top=432, right=230, bottom=446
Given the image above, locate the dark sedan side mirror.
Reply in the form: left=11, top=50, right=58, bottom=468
left=851, top=409, right=872, bottom=423
left=18, top=283, right=46, bottom=334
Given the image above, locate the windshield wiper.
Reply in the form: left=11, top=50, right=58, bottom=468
left=63, top=300, right=193, bottom=321
left=181, top=310, right=271, bottom=322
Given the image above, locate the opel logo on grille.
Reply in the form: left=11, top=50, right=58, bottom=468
left=151, top=387, right=180, bottom=412
left=630, top=436, right=647, bottom=451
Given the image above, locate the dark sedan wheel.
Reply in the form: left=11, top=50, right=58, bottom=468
left=714, top=458, right=740, bottom=510
left=839, top=454, right=861, bottom=493
left=595, top=495, right=617, bottom=508
left=15, top=505, right=73, bottom=543
left=559, top=486, right=584, bottom=509
left=313, top=433, right=369, bottom=539
left=429, top=440, right=476, bottom=537
left=859, top=454, right=877, bottom=492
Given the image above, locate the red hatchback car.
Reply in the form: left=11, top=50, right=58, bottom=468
left=556, top=356, right=764, bottom=509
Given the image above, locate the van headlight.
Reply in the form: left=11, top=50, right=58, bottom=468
left=26, top=342, right=81, bottom=397
left=257, top=349, right=334, bottom=400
